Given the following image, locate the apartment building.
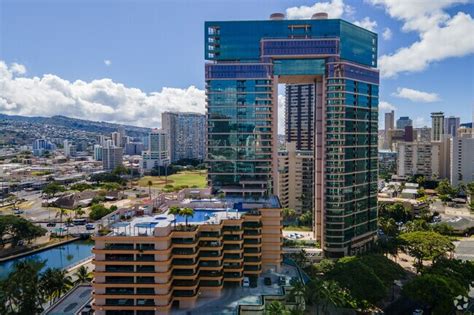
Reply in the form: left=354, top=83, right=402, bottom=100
left=161, top=112, right=205, bottom=163
left=92, top=197, right=282, bottom=314
left=141, top=129, right=170, bottom=171
left=450, top=132, right=474, bottom=186
left=285, top=84, right=315, bottom=151
left=397, top=141, right=436, bottom=178
left=278, top=142, right=314, bottom=214
left=102, top=146, right=123, bottom=171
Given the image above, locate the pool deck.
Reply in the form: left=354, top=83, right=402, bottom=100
left=43, top=284, right=92, bottom=315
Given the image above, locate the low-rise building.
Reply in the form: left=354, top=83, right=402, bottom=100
left=92, top=196, right=282, bottom=314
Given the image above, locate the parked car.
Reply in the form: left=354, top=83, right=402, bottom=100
left=13, top=209, right=24, bottom=215
left=86, top=223, right=95, bottom=230
left=264, top=277, right=272, bottom=286
left=46, top=222, right=56, bottom=227
left=243, top=277, right=250, bottom=287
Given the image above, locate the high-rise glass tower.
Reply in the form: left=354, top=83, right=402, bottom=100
left=431, top=112, right=445, bottom=142
left=205, top=12, right=379, bottom=256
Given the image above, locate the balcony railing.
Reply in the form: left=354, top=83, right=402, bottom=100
left=105, top=244, right=134, bottom=250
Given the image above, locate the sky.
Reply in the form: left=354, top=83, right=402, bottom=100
left=1, top=0, right=473, bottom=133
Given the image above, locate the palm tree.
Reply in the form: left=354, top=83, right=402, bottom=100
left=168, top=206, right=181, bottom=228
left=74, top=265, right=92, bottom=284
left=40, top=268, right=72, bottom=303
left=147, top=180, right=153, bottom=200
left=56, top=208, right=68, bottom=236
left=306, top=280, right=350, bottom=315
left=265, top=301, right=289, bottom=315
left=179, top=207, right=194, bottom=228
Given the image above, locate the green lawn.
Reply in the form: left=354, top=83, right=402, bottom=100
left=138, top=171, right=207, bottom=189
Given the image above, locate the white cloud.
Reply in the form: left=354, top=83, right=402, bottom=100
left=382, top=27, right=392, bottom=40
left=368, top=0, right=474, bottom=77
left=379, top=101, right=396, bottom=111
left=353, top=17, right=377, bottom=32
left=393, top=87, right=440, bottom=103
left=414, top=117, right=429, bottom=128
left=0, top=60, right=205, bottom=128
left=104, top=60, right=112, bottom=66
left=10, top=62, right=26, bottom=75
left=286, top=0, right=347, bottom=19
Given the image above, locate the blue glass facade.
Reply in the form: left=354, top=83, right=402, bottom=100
left=205, top=16, right=378, bottom=256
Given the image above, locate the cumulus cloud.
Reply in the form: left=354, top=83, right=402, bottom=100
left=286, top=0, right=347, bottom=19
left=353, top=17, right=377, bottom=32
left=0, top=61, right=205, bottom=128
left=104, top=60, right=112, bottom=66
left=10, top=62, right=26, bottom=75
left=382, top=27, right=392, bottom=40
left=393, top=87, right=440, bottom=103
left=369, top=0, right=474, bottom=77
left=379, top=101, right=396, bottom=111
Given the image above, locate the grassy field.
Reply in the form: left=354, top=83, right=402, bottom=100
left=138, top=170, right=207, bottom=189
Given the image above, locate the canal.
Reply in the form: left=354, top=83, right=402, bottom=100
left=0, top=239, right=94, bottom=278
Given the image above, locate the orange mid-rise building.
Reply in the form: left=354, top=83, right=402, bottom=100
left=91, top=197, right=282, bottom=315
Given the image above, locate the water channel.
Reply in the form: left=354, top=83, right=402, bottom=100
left=0, top=239, right=94, bottom=278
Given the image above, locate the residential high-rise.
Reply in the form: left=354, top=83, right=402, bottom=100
left=162, top=112, right=206, bottom=162
left=444, top=116, right=460, bottom=137
left=278, top=142, right=314, bottom=214
left=93, top=144, right=102, bottom=161
left=450, top=132, right=474, bottom=186
left=205, top=13, right=379, bottom=256
left=63, top=140, right=70, bottom=157
left=383, top=110, right=395, bottom=149
left=111, top=132, right=122, bottom=148
left=32, top=138, right=56, bottom=156
left=397, top=141, right=433, bottom=178
left=396, top=116, right=412, bottom=130
left=285, top=84, right=315, bottom=150
left=124, top=142, right=145, bottom=156
left=102, top=146, right=123, bottom=170
left=431, top=112, right=445, bottom=142
left=141, top=129, right=170, bottom=171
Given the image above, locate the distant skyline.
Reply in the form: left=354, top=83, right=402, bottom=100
left=1, top=0, right=473, bottom=133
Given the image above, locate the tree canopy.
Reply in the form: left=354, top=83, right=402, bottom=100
left=402, top=274, right=466, bottom=315
left=398, top=231, right=454, bottom=272
left=0, top=215, right=47, bottom=247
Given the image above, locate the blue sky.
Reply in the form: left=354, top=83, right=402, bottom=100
left=0, top=0, right=473, bottom=131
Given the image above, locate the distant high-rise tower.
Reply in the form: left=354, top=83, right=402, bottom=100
left=444, top=116, right=460, bottom=137
left=384, top=110, right=395, bottom=149
left=161, top=112, right=205, bottom=162
left=285, top=84, right=315, bottom=150
left=141, top=129, right=170, bottom=171
left=102, top=146, right=123, bottom=170
left=431, top=112, right=445, bottom=142
left=396, top=116, right=412, bottom=130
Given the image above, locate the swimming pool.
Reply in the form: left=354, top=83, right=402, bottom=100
left=174, top=209, right=225, bottom=223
